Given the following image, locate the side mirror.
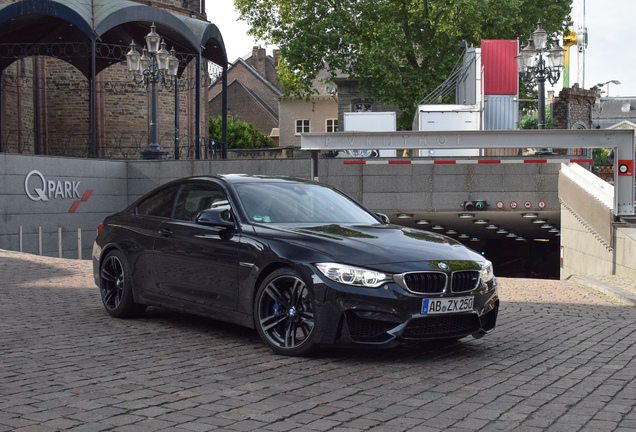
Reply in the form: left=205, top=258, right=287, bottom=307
left=195, top=207, right=235, bottom=228
left=376, top=213, right=390, bottom=224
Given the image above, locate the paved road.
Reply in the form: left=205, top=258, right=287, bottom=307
left=1, top=249, right=636, bottom=432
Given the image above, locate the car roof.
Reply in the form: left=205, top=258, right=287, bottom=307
left=188, top=174, right=311, bottom=185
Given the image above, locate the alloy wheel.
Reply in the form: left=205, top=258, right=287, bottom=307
left=101, top=254, right=125, bottom=310
left=257, top=274, right=315, bottom=351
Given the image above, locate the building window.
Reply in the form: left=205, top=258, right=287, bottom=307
left=326, top=119, right=338, bottom=133
left=296, top=119, right=310, bottom=134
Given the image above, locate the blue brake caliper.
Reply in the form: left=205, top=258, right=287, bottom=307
left=273, top=302, right=281, bottom=316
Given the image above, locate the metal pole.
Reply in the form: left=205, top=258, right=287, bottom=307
left=38, top=227, right=42, bottom=256
left=174, top=78, right=180, bottom=160
left=311, top=151, right=319, bottom=181
left=222, top=64, right=228, bottom=159
left=89, top=37, right=97, bottom=157
left=140, top=57, right=167, bottom=160
left=537, top=74, right=546, bottom=130
left=0, top=68, right=3, bottom=153
left=150, top=77, right=158, bottom=146
left=19, top=226, right=22, bottom=252
left=195, top=54, right=202, bottom=160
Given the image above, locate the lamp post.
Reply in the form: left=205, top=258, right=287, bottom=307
left=596, top=80, right=621, bottom=97
left=126, top=23, right=179, bottom=160
left=516, top=21, right=566, bottom=129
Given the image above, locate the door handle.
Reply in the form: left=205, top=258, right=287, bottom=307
left=159, top=228, right=173, bottom=237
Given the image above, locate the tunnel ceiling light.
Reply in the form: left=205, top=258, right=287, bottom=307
left=485, top=224, right=499, bottom=230
left=458, top=213, right=475, bottom=219
left=534, top=238, right=551, bottom=242
left=398, top=213, right=413, bottom=219
left=549, top=228, right=560, bottom=233
left=474, top=219, right=489, bottom=225
left=470, top=237, right=480, bottom=242
left=506, top=233, right=518, bottom=238
left=446, top=229, right=458, bottom=235
left=416, top=219, right=430, bottom=225
left=532, top=218, right=547, bottom=224
left=458, top=233, right=470, bottom=239
left=432, top=225, right=445, bottom=230
left=541, top=224, right=554, bottom=229
left=522, top=212, right=538, bottom=218
left=516, top=237, right=526, bottom=241
left=496, top=229, right=509, bottom=234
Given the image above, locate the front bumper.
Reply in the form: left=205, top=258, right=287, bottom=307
left=309, top=273, right=499, bottom=347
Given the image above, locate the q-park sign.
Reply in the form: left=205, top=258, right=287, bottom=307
left=24, top=170, right=93, bottom=213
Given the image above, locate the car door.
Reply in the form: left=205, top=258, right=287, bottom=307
left=152, top=181, right=242, bottom=317
left=126, top=183, right=181, bottom=293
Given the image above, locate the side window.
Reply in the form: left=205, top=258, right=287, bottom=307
left=173, top=182, right=228, bottom=222
left=295, top=119, right=310, bottom=135
left=136, top=185, right=180, bottom=218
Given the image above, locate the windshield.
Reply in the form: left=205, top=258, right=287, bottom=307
left=234, top=182, right=381, bottom=225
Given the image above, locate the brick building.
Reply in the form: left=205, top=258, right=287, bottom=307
left=208, top=47, right=282, bottom=142
left=0, top=0, right=225, bottom=159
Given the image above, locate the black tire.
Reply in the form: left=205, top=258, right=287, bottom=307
left=100, top=249, right=146, bottom=318
left=254, top=268, right=316, bottom=356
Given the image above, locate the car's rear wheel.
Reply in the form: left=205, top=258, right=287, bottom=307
left=100, top=250, right=146, bottom=318
left=255, top=268, right=316, bottom=356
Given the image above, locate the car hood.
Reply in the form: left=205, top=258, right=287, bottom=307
left=252, top=223, right=485, bottom=272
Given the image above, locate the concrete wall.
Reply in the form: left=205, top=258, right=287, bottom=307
left=614, top=227, right=636, bottom=275
left=319, top=159, right=561, bottom=213
left=560, top=206, right=636, bottom=278
left=0, top=154, right=127, bottom=259
left=0, top=153, right=562, bottom=260
left=560, top=203, right=614, bottom=277
left=559, top=165, right=636, bottom=278
left=1, top=154, right=316, bottom=259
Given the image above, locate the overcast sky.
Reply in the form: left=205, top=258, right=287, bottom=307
left=206, top=0, right=636, bottom=97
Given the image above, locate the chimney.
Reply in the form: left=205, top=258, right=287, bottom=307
left=273, top=49, right=280, bottom=67
left=252, top=46, right=267, bottom=76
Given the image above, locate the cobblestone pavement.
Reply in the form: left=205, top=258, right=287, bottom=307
left=2, top=249, right=636, bottom=432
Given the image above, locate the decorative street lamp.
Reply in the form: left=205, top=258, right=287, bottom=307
left=126, top=23, right=180, bottom=160
left=516, top=21, right=566, bottom=129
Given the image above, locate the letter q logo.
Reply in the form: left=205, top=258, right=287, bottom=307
left=25, top=170, right=49, bottom=201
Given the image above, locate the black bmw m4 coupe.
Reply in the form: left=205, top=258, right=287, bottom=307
left=93, top=175, right=499, bottom=356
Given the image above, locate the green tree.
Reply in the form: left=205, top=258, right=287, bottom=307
left=518, top=106, right=555, bottom=129
left=209, top=116, right=274, bottom=149
left=235, top=0, right=571, bottom=129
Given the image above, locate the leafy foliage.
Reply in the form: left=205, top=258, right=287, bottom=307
left=593, top=148, right=610, bottom=167
left=518, top=106, right=555, bottom=129
left=235, top=0, right=572, bottom=128
left=209, top=116, right=274, bottom=149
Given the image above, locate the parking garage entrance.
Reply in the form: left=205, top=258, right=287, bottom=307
left=301, top=129, right=635, bottom=278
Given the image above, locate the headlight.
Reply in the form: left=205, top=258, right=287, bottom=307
left=480, top=261, right=495, bottom=283
left=315, top=263, right=393, bottom=288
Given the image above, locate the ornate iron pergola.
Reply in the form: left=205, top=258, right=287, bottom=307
left=0, top=0, right=228, bottom=159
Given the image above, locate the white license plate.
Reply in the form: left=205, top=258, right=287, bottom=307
left=422, top=296, right=474, bottom=315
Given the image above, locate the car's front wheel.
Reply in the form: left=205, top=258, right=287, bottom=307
left=100, top=249, right=146, bottom=318
left=254, top=268, right=316, bottom=356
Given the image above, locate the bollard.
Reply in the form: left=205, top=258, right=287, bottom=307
left=38, top=227, right=43, bottom=256
left=19, top=226, right=23, bottom=253
left=77, top=228, right=82, bottom=260
left=58, top=227, right=63, bottom=258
